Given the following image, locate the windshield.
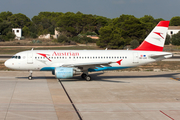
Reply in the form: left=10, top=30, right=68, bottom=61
left=11, top=56, right=21, bottom=59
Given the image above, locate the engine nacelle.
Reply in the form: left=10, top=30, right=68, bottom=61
left=55, top=67, right=81, bottom=79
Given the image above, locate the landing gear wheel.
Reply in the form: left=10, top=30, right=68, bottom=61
left=28, top=76, right=32, bottom=80
left=81, top=73, right=87, bottom=79
left=85, top=75, right=91, bottom=81
left=28, top=70, right=33, bottom=80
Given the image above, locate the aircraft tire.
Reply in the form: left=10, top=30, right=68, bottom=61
left=85, top=75, right=91, bottom=81
left=28, top=76, right=32, bottom=80
left=81, top=73, right=87, bottom=79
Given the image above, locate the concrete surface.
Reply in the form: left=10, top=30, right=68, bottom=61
left=0, top=71, right=180, bottom=120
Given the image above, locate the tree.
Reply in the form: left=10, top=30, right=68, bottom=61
left=97, top=15, right=145, bottom=49
left=0, top=11, right=13, bottom=20
left=170, top=16, right=180, bottom=26
left=171, top=31, right=180, bottom=45
left=0, top=21, right=14, bottom=41
left=7, top=13, right=31, bottom=28
left=57, top=12, right=83, bottom=37
left=130, top=40, right=139, bottom=49
left=97, top=26, right=113, bottom=48
left=31, top=12, right=63, bottom=36
left=22, top=26, right=30, bottom=37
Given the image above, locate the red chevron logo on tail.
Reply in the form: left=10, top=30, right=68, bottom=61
left=154, top=32, right=164, bottom=39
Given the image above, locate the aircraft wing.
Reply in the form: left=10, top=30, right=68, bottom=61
left=62, top=61, right=114, bottom=70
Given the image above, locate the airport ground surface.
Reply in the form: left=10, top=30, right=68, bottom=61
left=0, top=71, right=180, bottom=120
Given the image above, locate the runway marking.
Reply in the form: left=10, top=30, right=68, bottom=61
left=160, top=110, right=174, bottom=120
left=171, top=78, right=180, bottom=81
left=58, top=79, right=83, bottom=120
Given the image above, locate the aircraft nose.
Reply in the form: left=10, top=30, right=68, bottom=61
left=4, top=60, right=11, bottom=68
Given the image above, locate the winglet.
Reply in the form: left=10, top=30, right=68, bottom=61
left=134, top=21, right=170, bottom=51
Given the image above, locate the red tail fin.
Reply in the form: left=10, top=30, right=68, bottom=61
left=134, top=21, right=170, bottom=51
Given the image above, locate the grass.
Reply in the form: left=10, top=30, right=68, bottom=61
left=0, top=46, right=101, bottom=54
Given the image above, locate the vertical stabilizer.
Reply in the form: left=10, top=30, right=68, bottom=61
left=134, top=21, right=170, bottom=51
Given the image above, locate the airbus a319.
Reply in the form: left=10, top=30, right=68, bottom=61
left=4, top=21, right=172, bottom=81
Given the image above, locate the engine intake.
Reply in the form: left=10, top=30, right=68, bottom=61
left=55, top=67, right=81, bottom=79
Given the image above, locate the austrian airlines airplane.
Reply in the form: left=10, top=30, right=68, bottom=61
left=4, top=21, right=172, bottom=81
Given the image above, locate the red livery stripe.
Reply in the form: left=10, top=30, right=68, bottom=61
left=157, top=21, right=170, bottom=27
left=134, top=41, right=163, bottom=51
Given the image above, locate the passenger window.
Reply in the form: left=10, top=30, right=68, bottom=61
left=18, top=56, right=21, bottom=59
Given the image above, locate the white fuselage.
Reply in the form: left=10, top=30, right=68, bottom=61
left=4, top=50, right=172, bottom=72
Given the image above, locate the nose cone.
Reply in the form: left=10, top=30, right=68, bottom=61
left=4, top=60, right=11, bottom=68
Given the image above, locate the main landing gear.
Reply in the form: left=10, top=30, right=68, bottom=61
left=81, top=73, right=91, bottom=81
left=28, top=70, right=33, bottom=80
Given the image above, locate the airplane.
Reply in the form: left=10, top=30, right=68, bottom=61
left=4, top=21, right=172, bottom=81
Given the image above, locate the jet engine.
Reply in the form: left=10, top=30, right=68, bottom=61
left=55, top=67, right=81, bottom=79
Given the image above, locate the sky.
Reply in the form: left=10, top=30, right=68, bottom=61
left=0, top=0, right=180, bottom=20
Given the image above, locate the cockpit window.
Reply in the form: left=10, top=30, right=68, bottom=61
left=11, top=56, right=21, bottom=59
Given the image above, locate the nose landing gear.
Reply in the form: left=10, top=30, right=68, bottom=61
left=28, top=70, right=33, bottom=80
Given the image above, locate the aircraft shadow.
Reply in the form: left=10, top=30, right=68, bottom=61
left=16, top=76, right=56, bottom=80
left=16, top=72, right=180, bottom=83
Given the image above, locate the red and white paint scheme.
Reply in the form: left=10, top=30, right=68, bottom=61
left=4, top=21, right=172, bottom=81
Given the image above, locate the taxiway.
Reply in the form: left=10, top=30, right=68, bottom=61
left=0, top=71, right=180, bottom=120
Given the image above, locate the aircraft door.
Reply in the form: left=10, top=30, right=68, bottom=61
left=27, top=52, right=33, bottom=64
left=133, top=53, right=139, bottom=63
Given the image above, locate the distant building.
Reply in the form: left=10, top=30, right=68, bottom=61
left=86, top=35, right=99, bottom=39
left=167, top=26, right=180, bottom=37
left=12, top=28, right=22, bottom=40
left=52, top=28, right=61, bottom=39
left=38, top=34, right=51, bottom=39
left=38, top=28, right=61, bottom=39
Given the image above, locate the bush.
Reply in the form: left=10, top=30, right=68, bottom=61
left=57, top=35, right=70, bottom=44
left=165, top=34, right=171, bottom=45
left=71, top=36, right=96, bottom=44
left=30, top=32, right=37, bottom=38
